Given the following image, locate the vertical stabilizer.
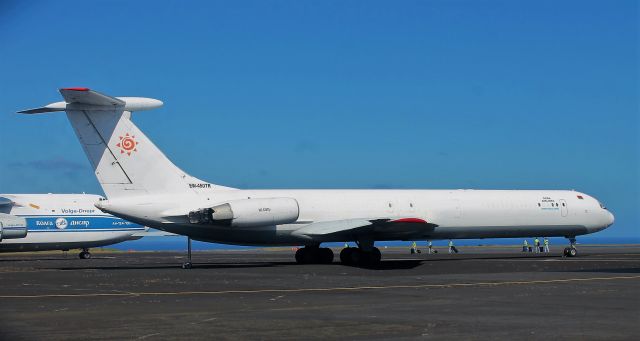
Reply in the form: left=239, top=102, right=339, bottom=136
left=19, top=88, right=233, bottom=198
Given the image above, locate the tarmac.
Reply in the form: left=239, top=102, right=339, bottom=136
left=0, top=245, right=639, bottom=340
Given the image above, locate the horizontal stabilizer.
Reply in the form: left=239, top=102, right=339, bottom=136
left=60, top=87, right=125, bottom=106
left=17, top=102, right=67, bottom=114
left=17, top=88, right=163, bottom=114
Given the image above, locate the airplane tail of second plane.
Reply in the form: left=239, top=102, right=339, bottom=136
left=19, top=88, right=234, bottom=198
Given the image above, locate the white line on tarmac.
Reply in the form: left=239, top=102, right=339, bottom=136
left=466, top=258, right=640, bottom=262
left=1, top=275, right=639, bottom=299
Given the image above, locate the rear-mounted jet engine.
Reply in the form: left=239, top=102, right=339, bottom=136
left=188, top=198, right=299, bottom=228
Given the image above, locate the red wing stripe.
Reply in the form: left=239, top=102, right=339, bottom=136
left=390, top=218, right=427, bottom=224
left=62, top=87, right=90, bottom=91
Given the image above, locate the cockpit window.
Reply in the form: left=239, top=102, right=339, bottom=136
left=599, top=201, right=606, bottom=209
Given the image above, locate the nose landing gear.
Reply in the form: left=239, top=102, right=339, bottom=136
left=78, top=248, right=91, bottom=259
left=563, top=237, right=578, bottom=257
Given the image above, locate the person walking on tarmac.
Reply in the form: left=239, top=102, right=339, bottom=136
left=427, top=240, right=433, bottom=254
left=411, top=241, right=418, bottom=254
left=534, top=238, right=540, bottom=253
left=448, top=240, right=458, bottom=254
left=544, top=238, right=550, bottom=253
left=522, top=239, right=529, bottom=252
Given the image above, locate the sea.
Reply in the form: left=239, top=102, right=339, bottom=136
left=112, top=232, right=640, bottom=251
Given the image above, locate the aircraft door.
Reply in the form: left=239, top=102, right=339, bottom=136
left=559, top=199, right=568, bottom=217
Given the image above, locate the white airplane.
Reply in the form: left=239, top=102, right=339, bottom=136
left=0, top=193, right=147, bottom=258
left=19, top=88, right=615, bottom=268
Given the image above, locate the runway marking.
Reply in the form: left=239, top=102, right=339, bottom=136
left=474, top=258, right=640, bottom=262
left=539, top=259, right=640, bottom=262
left=0, top=275, right=639, bottom=299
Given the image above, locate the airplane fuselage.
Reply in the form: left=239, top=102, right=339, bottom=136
left=97, top=189, right=614, bottom=246
left=19, top=88, right=616, bottom=265
left=1, top=194, right=146, bottom=252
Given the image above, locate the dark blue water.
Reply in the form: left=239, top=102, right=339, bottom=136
left=112, top=234, right=640, bottom=251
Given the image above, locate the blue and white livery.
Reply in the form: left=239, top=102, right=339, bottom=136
left=0, top=193, right=146, bottom=258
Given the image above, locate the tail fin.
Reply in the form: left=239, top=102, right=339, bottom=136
left=19, top=88, right=234, bottom=198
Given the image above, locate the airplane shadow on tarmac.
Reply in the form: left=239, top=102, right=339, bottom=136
left=55, top=259, right=426, bottom=271
left=49, top=254, right=569, bottom=271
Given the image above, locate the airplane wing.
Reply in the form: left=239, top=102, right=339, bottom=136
left=292, top=217, right=437, bottom=241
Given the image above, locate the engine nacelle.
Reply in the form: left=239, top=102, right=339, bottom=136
left=188, top=198, right=299, bottom=228
left=0, top=213, right=28, bottom=241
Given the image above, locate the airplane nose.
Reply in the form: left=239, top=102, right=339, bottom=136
left=606, top=211, right=615, bottom=227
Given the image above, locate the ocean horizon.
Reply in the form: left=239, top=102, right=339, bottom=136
left=112, top=234, right=640, bottom=251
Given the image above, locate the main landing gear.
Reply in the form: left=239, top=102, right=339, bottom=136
left=182, top=237, right=193, bottom=269
left=340, top=240, right=381, bottom=267
left=293, top=241, right=383, bottom=267
left=295, top=245, right=334, bottom=264
left=563, top=237, right=578, bottom=257
left=79, top=248, right=91, bottom=259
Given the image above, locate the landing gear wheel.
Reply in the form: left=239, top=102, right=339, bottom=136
left=349, top=248, right=362, bottom=265
left=295, top=248, right=306, bottom=264
left=182, top=262, right=192, bottom=269
left=564, top=237, right=578, bottom=258
left=340, top=248, right=354, bottom=265
left=340, top=247, right=382, bottom=266
left=319, top=248, right=334, bottom=264
left=295, top=247, right=334, bottom=264
left=79, top=251, right=91, bottom=259
left=370, top=247, right=382, bottom=264
left=563, top=247, right=578, bottom=257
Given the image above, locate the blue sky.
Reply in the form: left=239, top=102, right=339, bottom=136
left=0, top=0, right=637, bottom=240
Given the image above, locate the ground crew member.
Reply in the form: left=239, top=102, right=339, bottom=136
left=427, top=240, right=433, bottom=254
left=448, top=240, right=458, bottom=254
left=411, top=241, right=417, bottom=254
left=522, top=239, right=529, bottom=252
left=544, top=238, right=550, bottom=253
left=534, top=238, right=540, bottom=253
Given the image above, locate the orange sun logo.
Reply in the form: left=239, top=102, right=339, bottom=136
left=116, top=133, right=138, bottom=156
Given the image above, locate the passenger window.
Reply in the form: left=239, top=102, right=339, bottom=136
left=537, top=203, right=541, bottom=207
left=562, top=203, right=565, bottom=207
